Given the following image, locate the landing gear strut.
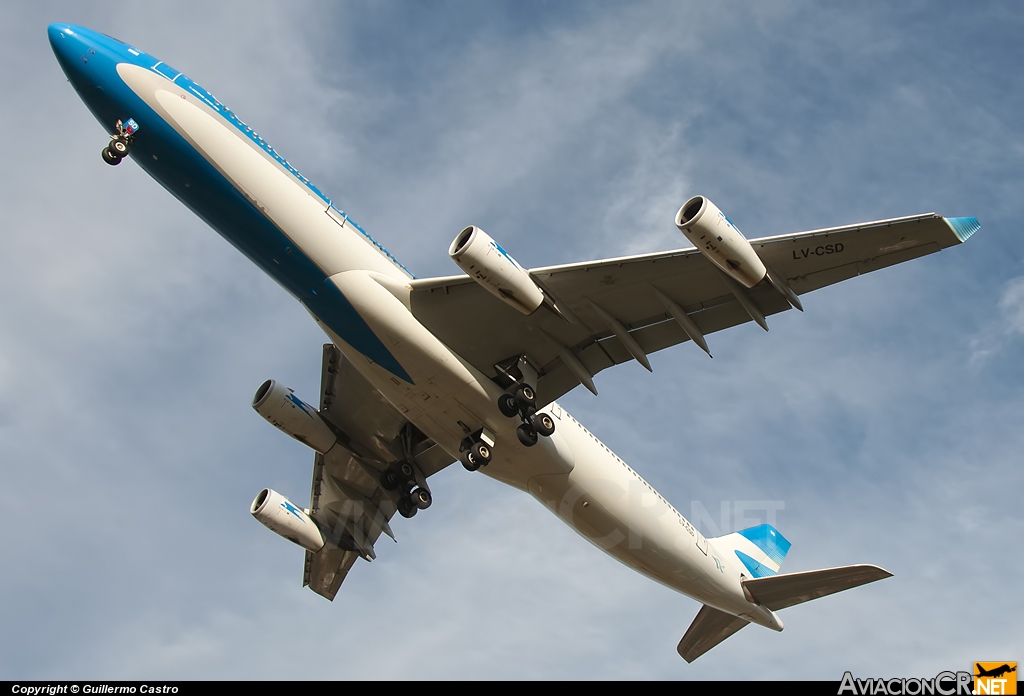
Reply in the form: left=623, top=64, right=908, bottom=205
left=101, top=118, right=139, bottom=166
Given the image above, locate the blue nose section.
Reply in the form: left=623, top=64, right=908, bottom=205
left=48, top=23, right=77, bottom=69
left=47, top=23, right=93, bottom=83
left=47, top=22, right=132, bottom=140
left=46, top=23, right=64, bottom=47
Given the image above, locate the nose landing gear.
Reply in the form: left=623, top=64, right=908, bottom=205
left=101, top=118, right=139, bottom=166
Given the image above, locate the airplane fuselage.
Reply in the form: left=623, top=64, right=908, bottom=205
left=49, top=24, right=781, bottom=632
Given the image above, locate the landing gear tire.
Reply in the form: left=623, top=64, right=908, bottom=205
left=101, top=147, right=121, bottom=166
left=379, top=468, right=399, bottom=491
left=398, top=497, right=418, bottom=518
left=532, top=412, right=556, bottom=437
left=471, top=441, right=492, bottom=465
left=497, top=393, right=519, bottom=418
left=411, top=487, right=432, bottom=509
left=399, top=462, right=414, bottom=479
left=109, top=139, right=129, bottom=157
left=461, top=450, right=481, bottom=472
left=516, top=423, right=538, bottom=447
left=512, top=383, right=536, bottom=409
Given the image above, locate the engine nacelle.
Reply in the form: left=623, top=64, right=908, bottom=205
left=675, top=196, right=766, bottom=288
left=449, top=225, right=545, bottom=315
left=250, top=488, right=325, bottom=552
left=252, top=379, right=337, bottom=453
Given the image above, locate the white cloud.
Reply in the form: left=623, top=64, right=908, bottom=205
left=999, top=276, right=1024, bottom=335
left=968, top=275, right=1024, bottom=365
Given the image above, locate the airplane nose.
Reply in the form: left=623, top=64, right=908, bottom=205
left=48, top=23, right=73, bottom=54
left=46, top=22, right=65, bottom=46
left=47, top=23, right=92, bottom=80
left=48, top=23, right=77, bottom=69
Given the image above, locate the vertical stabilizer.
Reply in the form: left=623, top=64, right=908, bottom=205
left=711, top=523, right=791, bottom=578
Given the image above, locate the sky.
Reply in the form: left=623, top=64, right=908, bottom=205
left=1, top=0, right=1022, bottom=681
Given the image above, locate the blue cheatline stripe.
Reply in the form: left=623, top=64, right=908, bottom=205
left=54, top=25, right=414, bottom=384
left=734, top=550, right=777, bottom=578
left=169, top=65, right=411, bottom=279
left=945, top=217, right=981, bottom=243
left=305, top=279, right=413, bottom=383
left=737, top=524, right=791, bottom=566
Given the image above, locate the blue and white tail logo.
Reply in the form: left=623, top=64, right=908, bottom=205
left=712, top=524, right=791, bottom=578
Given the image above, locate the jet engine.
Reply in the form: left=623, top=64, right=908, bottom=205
left=250, top=488, right=325, bottom=552
left=252, top=379, right=337, bottom=453
left=675, top=196, right=767, bottom=288
left=449, top=225, right=545, bottom=315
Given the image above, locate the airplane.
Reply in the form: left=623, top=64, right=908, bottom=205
left=975, top=664, right=1017, bottom=679
left=47, top=22, right=981, bottom=663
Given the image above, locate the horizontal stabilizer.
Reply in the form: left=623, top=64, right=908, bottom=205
left=742, top=564, right=892, bottom=611
left=677, top=604, right=750, bottom=663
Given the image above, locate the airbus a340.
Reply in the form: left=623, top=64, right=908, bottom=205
left=49, top=23, right=980, bottom=661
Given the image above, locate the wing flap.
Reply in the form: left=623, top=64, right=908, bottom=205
left=536, top=283, right=790, bottom=398
left=677, top=604, right=750, bottom=663
left=742, top=564, right=893, bottom=611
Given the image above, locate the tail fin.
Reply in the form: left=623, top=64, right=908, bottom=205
left=741, top=564, right=892, bottom=611
left=712, top=523, right=792, bottom=578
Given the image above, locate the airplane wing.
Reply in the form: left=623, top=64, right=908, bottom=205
left=408, top=214, right=979, bottom=403
left=304, top=344, right=455, bottom=600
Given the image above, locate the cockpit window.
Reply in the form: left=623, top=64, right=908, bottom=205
left=101, top=33, right=126, bottom=44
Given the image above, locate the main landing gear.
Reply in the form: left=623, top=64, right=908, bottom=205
left=101, top=118, right=139, bottom=166
left=460, top=436, right=493, bottom=472
left=498, top=382, right=555, bottom=448
left=378, top=460, right=432, bottom=519
left=459, top=358, right=556, bottom=474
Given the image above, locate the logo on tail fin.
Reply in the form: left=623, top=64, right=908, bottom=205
left=732, top=523, right=792, bottom=577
